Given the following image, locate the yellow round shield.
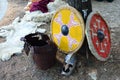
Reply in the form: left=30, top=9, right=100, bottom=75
left=51, top=5, right=85, bottom=54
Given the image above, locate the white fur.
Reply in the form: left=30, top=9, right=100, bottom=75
left=47, top=0, right=68, bottom=12
left=0, top=0, right=67, bottom=61
left=0, top=17, right=38, bottom=61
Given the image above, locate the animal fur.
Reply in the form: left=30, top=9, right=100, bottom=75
left=0, top=0, right=68, bottom=61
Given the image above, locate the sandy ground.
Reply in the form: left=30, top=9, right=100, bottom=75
left=0, top=0, right=28, bottom=26
left=0, top=0, right=120, bottom=80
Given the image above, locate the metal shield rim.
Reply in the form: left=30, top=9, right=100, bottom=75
left=86, top=11, right=111, bottom=61
left=50, top=5, right=85, bottom=54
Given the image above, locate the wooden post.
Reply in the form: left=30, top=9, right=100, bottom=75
left=66, top=0, right=92, bottom=22
left=66, top=0, right=92, bottom=60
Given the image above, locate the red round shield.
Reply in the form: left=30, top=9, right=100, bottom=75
left=86, top=12, right=111, bottom=61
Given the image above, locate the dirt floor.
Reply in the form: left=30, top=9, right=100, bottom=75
left=0, top=0, right=120, bottom=80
